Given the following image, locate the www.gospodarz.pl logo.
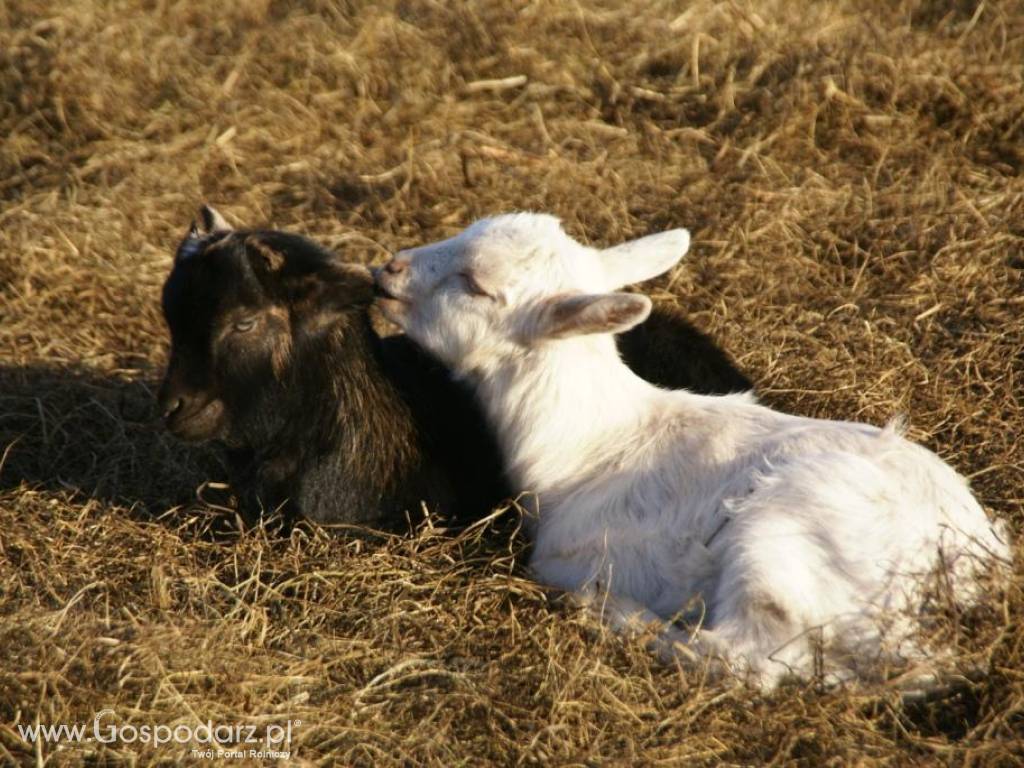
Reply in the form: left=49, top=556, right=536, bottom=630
left=17, top=709, right=300, bottom=759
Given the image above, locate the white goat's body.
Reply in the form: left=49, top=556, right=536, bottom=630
left=377, top=213, right=1010, bottom=687
left=479, top=338, right=1006, bottom=685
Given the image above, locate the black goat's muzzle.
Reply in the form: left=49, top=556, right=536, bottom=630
left=162, top=395, right=226, bottom=442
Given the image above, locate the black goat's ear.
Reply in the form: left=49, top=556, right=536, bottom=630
left=198, top=204, right=233, bottom=235
left=177, top=205, right=233, bottom=261
left=177, top=220, right=204, bottom=261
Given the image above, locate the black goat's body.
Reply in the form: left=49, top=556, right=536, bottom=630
left=616, top=308, right=752, bottom=395
left=159, top=216, right=751, bottom=530
left=224, top=328, right=507, bottom=528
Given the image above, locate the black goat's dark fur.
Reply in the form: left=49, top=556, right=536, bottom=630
left=159, top=223, right=751, bottom=529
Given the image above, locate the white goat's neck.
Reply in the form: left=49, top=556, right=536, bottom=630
left=472, top=336, right=663, bottom=494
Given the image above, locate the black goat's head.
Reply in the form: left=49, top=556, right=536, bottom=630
left=158, top=205, right=374, bottom=445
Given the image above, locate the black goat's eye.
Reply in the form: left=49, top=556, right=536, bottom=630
left=233, top=317, right=257, bottom=333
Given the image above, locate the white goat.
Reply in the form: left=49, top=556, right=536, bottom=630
left=375, top=213, right=1010, bottom=688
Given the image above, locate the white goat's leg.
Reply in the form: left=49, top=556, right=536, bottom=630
left=571, top=582, right=730, bottom=677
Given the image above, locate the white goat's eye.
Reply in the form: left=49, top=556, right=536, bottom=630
left=459, top=272, right=492, bottom=299
left=233, top=317, right=257, bottom=333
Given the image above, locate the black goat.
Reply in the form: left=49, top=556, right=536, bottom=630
left=158, top=207, right=751, bottom=528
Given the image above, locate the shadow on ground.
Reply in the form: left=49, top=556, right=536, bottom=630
left=0, top=363, right=220, bottom=512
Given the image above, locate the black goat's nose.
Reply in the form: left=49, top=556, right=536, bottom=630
left=162, top=397, right=184, bottom=419
left=384, top=260, right=408, bottom=275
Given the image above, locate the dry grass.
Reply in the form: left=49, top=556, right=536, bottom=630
left=2, top=0, right=1023, bottom=764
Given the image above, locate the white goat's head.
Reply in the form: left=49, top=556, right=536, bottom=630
left=375, top=213, right=690, bottom=372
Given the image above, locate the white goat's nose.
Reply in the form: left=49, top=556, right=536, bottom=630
left=384, top=259, right=408, bottom=275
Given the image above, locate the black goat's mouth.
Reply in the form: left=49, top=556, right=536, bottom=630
left=166, top=399, right=226, bottom=442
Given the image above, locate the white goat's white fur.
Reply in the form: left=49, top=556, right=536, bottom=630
left=377, top=213, right=1011, bottom=688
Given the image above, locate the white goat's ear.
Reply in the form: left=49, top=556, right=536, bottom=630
left=599, top=228, right=690, bottom=288
left=197, top=204, right=233, bottom=235
left=532, top=293, right=652, bottom=341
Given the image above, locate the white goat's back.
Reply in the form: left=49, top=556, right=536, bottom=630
left=525, top=392, right=1008, bottom=686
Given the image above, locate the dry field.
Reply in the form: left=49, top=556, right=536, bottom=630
left=2, top=0, right=1023, bottom=764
